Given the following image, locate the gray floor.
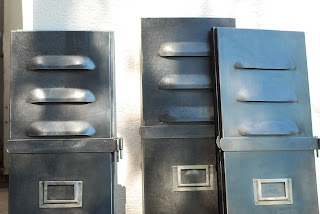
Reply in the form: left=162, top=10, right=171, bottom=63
left=0, top=188, right=8, bottom=214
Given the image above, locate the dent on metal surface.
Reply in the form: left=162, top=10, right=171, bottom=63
left=27, top=88, right=96, bottom=104
left=238, top=120, right=299, bottom=136
left=158, top=74, right=212, bottom=90
left=28, top=55, right=95, bottom=70
left=158, top=42, right=210, bottom=57
left=27, top=121, right=96, bottom=137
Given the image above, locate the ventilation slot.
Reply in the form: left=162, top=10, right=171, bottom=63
left=234, top=55, right=295, bottom=70
left=28, top=55, right=95, bottom=70
left=160, top=107, right=214, bottom=123
left=236, top=85, right=297, bottom=103
left=158, top=74, right=212, bottom=90
left=238, top=120, right=299, bottom=136
left=27, top=88, right=96, bottom=104
left=158, top=42, right=210, bottom=57
left=27, top=121, right=96, bottom=137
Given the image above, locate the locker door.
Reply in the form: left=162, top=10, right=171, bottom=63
left=140, top=18, right=235, bottom=214
left=7, top=31, right=121, bottom=214
left=214, top=28, right=319, bottom=214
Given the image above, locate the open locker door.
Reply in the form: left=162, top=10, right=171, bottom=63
left=214, top=28, right=319, bottom=214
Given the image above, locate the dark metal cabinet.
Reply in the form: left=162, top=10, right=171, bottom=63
left=140, top=18, right=235, bottom=214
left=141, top=19, right=319, bottom=214
left=214, top=28, right=319, bottom=214
left=7, top=31, right=122, bottom=214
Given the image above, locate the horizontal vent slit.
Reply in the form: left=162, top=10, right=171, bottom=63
left=158, top=42, right=210, bottom=57
left=234, top=56, right=295, bottom=70
left=236, top=86, right=297, bottom=103
left=160, top=107, right=214, bottom=123
left=159, top=74, right=212, bottom=90
left=28, top=55, right=95, bottom=70
left=238, top=120, right=299, bottom=136
left=27, top=121, right=96, bottom=137
left=27, top=88, right=96, bottom=104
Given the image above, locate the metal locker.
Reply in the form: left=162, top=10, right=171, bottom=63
left=140, top=18, right=235, bottom=213
left=213, top=28, right=319, bottom=213
left=7, top=31, right=122, bottom=214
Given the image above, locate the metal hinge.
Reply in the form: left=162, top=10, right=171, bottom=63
left=116, top=137, right=124, bottom=162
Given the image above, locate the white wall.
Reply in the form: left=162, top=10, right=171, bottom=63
left=20, top=0, right=320, bottom=213
left=3, top=0, right=23, bottom=170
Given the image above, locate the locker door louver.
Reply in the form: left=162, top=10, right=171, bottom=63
left=141, top=18, right=235, bottom=214
left=28, top=55, right=95, bottom=70
left=214, top=27, right=318, bottom=214
left=158, top=42, right=210, bottom=57
left=27, top=88, right=96, bottom=104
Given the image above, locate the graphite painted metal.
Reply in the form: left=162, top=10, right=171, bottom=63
left=141, top=18, right=235, bottom=214
left=214, top=28, right=318, bottom=213
left=8, top=31, right=120, bottom=214
left=9, top=152, right=114, bottom=213
left=10, top=31, right=116, bottom=139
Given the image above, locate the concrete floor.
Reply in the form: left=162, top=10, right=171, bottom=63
left=0, top=188, right=8, bottom=214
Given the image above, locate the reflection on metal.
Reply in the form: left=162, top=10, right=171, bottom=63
left=234, top=55, right=295, bottom=70
left=158, top=42, right=210, bottom=57
left=216, top=28, right=318, bottom=213
left=142, top=18, right=235, bottom=214
left=173, top=165, right=214, bottom=191
left=9, top=31, right=118, bottom=213
left=39, top=181, right=83, bottom=208
left=219, top=137, right=318, bottom=151
left=140, top=125, right=215, bottom=139
left=224, top=151, right=318, bottom=213
left=28, top=55, right=95, bottom=70
left=253, top=178, right=293, bottom=206
left=159, top=74, right=212, bottom=90
left=238, top=120, right=299, bottom=136
left=216, top=28, right=312, bottom=138
left=27, top=121, right=96, bottom=137
left=160, top=106, right=214, bottom=123
left=236, top=85, right=297, bottom=103
left=27, top=88, right=96, bottom=104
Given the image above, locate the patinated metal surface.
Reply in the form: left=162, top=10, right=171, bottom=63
left=214, top=28, right=318, bottom=213
left=141, top=18, right=235, bottom=214
left=9, top=153, right=113, bottom=213
left=8, top=31, right=118, bottom=213
left=10, top=31, right=116, bottom=139
left=224, top=151, right=318, bottom=213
